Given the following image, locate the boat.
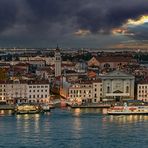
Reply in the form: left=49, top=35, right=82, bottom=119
left=40, top=103, right=51, bottom=112
left=107, top=103, right=148, bottom=115
left=14, top=103, right=43, bottom=114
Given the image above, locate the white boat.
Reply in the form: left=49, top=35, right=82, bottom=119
left=108, top=103, right=148, bottom=115
left=40, top=103, right=51, bottom=112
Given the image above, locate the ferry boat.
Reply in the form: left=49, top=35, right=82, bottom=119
left=14, top=103, right=43, bottom=114
left=107, top=103, right=148, bottom=115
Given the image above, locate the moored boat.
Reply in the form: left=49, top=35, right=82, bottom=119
left=40, top=103, right=51, bottom=112
left=108, top=103, right=148, bottom=115
left=14, top=103, right=43, bottom=114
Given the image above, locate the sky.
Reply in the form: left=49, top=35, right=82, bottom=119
left=0, top=0, right=148, bottom=49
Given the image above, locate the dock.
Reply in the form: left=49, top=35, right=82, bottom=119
left=0, top=105, right=15, bottom=110
left=70, top=103, right=111, bottom=108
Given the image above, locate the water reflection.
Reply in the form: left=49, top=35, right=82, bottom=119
left=109, top=115, right=148, bottom=124
left=73, top=108, right=81, bottom=116
left=0, top=110, right=13, bottom=116
left=72, top=108, right=108, bottom=116
left=16, top=114, right=41, bottom=136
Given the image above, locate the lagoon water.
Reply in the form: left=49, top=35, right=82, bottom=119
left=0, top=108, right=148, bottom=148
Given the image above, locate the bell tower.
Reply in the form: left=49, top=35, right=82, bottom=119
left=54, top=45, right=61, bottom=77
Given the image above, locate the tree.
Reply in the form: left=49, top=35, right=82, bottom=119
left=0, top=68, right=8, bottom=80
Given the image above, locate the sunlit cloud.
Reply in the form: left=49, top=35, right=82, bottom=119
left=74, top=29, right=91, bottom=36
left=127, top=15, right=148, bottom=26
left=112, top=28, right=134, bottom=36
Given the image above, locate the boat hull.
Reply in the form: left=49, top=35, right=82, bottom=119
left=108, top=112, right=148, bottom=115
left=15, top=111, right=42, bottom=114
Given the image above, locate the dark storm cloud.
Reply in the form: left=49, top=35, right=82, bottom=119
left=0, top=0, right=148, bottom=47
left=127, top=23, right=148, bottom=40
left=76, top=0, right=148, bottom=33
left=0, top=0, right=148, bottom=34
left=0, top=0, right=18, bottom=32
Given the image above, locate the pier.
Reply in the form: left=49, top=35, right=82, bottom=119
left=70, top=103, right=111, bottom=108
left=0, top=105, right=15, bottom=110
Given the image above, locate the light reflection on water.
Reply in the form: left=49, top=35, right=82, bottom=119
left=71, top=108, right=108, bottom=116
left=109, top=115, right=148, bottom=124
left=0, top=110, right=13, bottom=116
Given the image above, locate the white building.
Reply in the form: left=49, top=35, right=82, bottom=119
left=137, top=83, right=148, bottom=102
left=0, top=79, right=50, bottom=104
left=27, top=81, right=50, bottom=103
left=54, top=47, right=61, bottom=77
left=101, top=70, right=135, bottom=101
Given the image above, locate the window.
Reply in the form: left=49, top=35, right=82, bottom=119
left=107, top=86, right=110, bottom=93
left=126, top=86, right=129, bottom=93
left=29, top=86, right=32, bottom=88
left=37, top=86, right=40, bottom=88
left=29, top=95, right=31, bottom=98
left=45, top=95, right=47, bottom=98
left=33, top=90, right=35, bottom=92
left=41, top=86, right=44, bottom=88
left=95, top=88, right=97, bottom=91
left=41, top=95, right=43, bottom=98
left=33, top=95, right=35, bottom=98
left=33, top=86, right=36, bottom=88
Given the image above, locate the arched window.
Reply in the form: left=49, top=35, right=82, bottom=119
left=107, top=86, right=110, bottom=93
left=126, top=86, right=129, bottom=93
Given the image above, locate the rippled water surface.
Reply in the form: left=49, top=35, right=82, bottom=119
left=0, top=108, right=148, bottom=148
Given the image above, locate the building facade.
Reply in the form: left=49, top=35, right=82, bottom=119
left=137, top=83, right=148, bottom=102
left=60, top=79, right=102, bottom=104
left=0, top=79, right=50, bottom=104
left=101, top=70, right=135, bottom=101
